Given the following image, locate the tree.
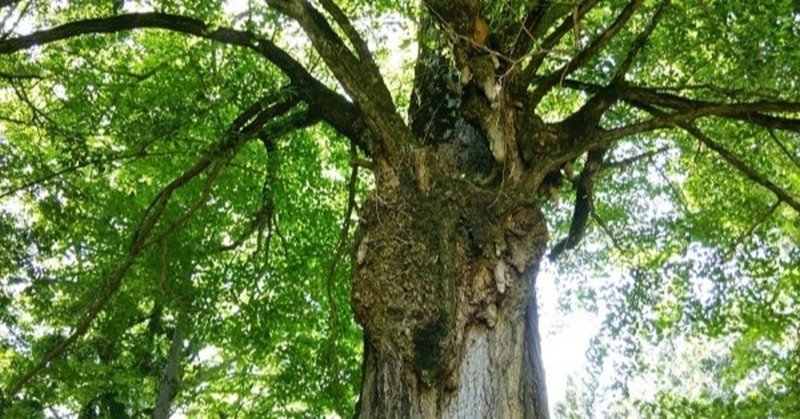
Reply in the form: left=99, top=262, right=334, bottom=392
left=0, top=0, right=798, bottom=417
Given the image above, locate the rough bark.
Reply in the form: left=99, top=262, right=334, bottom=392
left=351, top=156, right=550, bottom=418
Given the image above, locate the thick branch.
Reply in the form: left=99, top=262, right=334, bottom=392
left=513, top=0, right=602, bottom=92
left=317, top=0, right=372, bottom=64
left=528, top=0, right=643, bottom=105
left=620, top=85, right=800, bottom=132
left=266, top=0, right=412, bottom=161
left=0, top=12, right=369, bottom=153
left=557, top=78, right=800, bottom=133
left=596, top=101, right=800, bottom=147
left=153, top=321, right=185, bottom=419
left=633, top=103, right=800, bottom=214
left=550, top=148, right=607, bottom=260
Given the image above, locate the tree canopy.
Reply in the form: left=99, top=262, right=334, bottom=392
left=0, top=0, right=798, bottom=417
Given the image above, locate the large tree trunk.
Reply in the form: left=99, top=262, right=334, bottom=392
left=352, top=159, right=550, bottom=418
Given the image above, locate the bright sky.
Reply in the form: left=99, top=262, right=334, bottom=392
left=538, top=263, right=601, bottom=414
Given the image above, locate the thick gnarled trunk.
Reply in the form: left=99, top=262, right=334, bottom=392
left=351, top=165, right=550, bottom=418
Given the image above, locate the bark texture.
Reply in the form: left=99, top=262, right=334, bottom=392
left=352, top=157, right=550, bottom=418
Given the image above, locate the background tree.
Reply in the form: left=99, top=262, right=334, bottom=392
left=0, top=0, right=798, bottom=417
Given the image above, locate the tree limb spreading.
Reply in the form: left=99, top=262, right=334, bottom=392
left=528, top=0, right=644, bottom=106
left=1, top=92, right=310, bottom=402
left=0, top=12, right=370, bottom=153
left=595, top=100, right=800, bottom=148
left=633, top=102, right=800, bottom=214
left=513, top=0, right=602, bottom=91
left=554, top=77, right=800, bottom=133
left=265, top=0, right=413, bottom=162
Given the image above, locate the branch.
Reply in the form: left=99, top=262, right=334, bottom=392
left=513, top=0, right=602, bottom=91
left=528, top=0, right=643, bottom=106
left=682, top=124, right=800, bottom=214
left=0, top=149, right=162, bottom=199
left=556, top=1, right=670, bottom=133
left=0, top=69, right=41, bottom=80
left=266, top=0, right=413, bottom=161
left=612, top=0, right=671, bottom=83
left=724, top=199, right=782, bottom=259
left=153, top=320, right=185, bottom=419
left=595, top=101, right=800, bottom=147
left=0, top=12, right=369, bottom=153
left=552, top=77, right=800, bottom=134
left=1, top=95, right=303, bottom=402
left=591, top=211, right=627, bottom=256
left=509, top=0, right=550, bottom=59
left=768, top=130, right=800, bottom=172
left=632, top=103, right=800, bottom=214
left=618, top=84, right=800, bottom=132
left=218, top=110, right=319, bottom=254
left=1, top=156, right=219, bottom=403
left=510, top=0, right=579, bottom=59
left=317, top=0, right=372, bottom=64
left=550, top=148, right=607, bottom=260
left=0, top=0, right=28, bottom=41
left=603, top=146, right=671, bottom=170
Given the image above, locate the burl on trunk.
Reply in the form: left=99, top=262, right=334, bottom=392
left=351, top=158, right=550, bottom=418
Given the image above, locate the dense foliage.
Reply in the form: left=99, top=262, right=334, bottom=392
left=0, top=0, right=798, bottom=417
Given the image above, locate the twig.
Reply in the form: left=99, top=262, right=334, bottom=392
left=653, top=161, right=689, bottom=213
left=723, top=199, right=782, bottom=259
left=591, top=211, right=627, bottom=256
left=603, top=146, right=671, bottom=171
left=768, top=129, right=800, bottom=172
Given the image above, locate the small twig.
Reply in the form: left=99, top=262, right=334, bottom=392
left=723, top=199, right=782, bottom=259
left=768, top=129, right=800, bottom=172
left=653, top=161, right=689, bottom=213
left=603, top=146, right=671, bottom=171
left=591, top=211, right=627, bottom=256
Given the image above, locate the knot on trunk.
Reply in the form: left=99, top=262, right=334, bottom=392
left=352, top=179, right=547, bottom=389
